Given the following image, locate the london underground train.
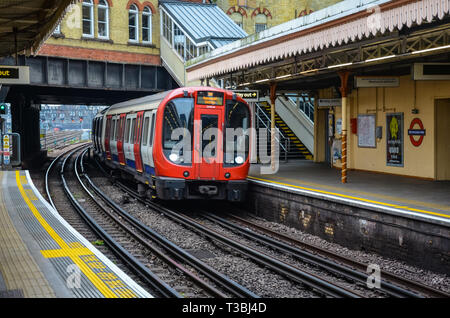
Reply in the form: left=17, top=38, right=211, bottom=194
left=92, top=87, right=251, bottom=202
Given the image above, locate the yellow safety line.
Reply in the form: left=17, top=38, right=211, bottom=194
left=15, top=171, right=121, bottom=298
left=248, top=175, right=450, bottom=219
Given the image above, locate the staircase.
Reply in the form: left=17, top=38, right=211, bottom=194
left=255, top=102, right=313, bottom=161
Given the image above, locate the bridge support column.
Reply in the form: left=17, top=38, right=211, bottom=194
left=10, top=94, right=45, bottom=168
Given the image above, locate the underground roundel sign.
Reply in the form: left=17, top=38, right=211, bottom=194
left=408, top=118, right=426, bottom=147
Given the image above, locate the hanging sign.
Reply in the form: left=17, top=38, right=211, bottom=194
left=0, top=66, right=30, bottom=84
left=356, top=76, right=399, bottom=88
left=408, top=118, right=426, bottom=147
left=232, top=90, right=259, bottom=102
left=386, top=113, right=404, bottom=167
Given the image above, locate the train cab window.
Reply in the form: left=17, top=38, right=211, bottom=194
left=142, top=117, right=150, bottom=146
left=224, top=100, right=251, bottom=166
left=162, top=98, right=194, bottom=165
left=125, top=118, right=131, bottom=143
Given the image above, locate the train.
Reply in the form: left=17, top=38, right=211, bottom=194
left=92, top=87, right=251, bottom=202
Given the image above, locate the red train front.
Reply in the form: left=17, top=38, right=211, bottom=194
left=93, top=87, right=251, bottom=202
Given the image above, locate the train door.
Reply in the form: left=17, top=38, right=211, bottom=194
left=117, top=114, right=126, bottom=165
left=110, top=116, right=119, bottom=162
left=105, top=115, right=112, bottom=160
left=124, top=113, right=137, bottom=168
left=134, top=111, right=145, bottom=172
left=141, top=111, right=156, bottom=175
left=194, top=109, right=223, bottom=179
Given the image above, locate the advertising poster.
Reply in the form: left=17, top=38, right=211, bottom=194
left=386, top=113, right=404, bottom=166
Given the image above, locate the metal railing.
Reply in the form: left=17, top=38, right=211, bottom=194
left=255, top=103, right=290, bottom=162
left=287, top=95, right=315, bottom=123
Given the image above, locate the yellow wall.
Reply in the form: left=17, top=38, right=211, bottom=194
left=216, top=0, right=343, bottom=35
left=45, top=0, right=159, bottom=56
left=317, top=76, right=450, bottom=179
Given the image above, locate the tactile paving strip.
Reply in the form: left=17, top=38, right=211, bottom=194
left=2, top=170, right=151, bottom=298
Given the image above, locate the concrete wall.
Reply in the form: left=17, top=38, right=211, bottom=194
left=217, top=0, right=343, bottom=35
left=41, top=0, right=160, bottom=65
left=316, top=76, right=450, bottom=179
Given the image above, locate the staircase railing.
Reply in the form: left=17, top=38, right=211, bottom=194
left=287, top=95, right=315, bottom=123
left=255, top=103, right=290, bottom=162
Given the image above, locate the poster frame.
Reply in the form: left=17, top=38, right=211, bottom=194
left=386, top=112, right=404, bottom=167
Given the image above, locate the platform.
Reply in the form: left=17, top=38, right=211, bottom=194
left=247, top=161, right=450, bottom=273
left=249, top=161, right=450, bottom=225
left=0, top=170, right=151, bottom=298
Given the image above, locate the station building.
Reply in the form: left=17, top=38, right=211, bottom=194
left=218, top=0, right=343, bottom=34
left=39, top=0, right=160, bottom=65
left=187, top=0, right=450, bottom=181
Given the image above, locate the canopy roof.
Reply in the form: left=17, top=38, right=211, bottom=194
left=0, top=0, right=74, bottom=57
left=160, top=0, right=247, bottom=49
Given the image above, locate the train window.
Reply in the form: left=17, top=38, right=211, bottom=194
left=142, top=117, right=150, bottom=146
left=130, top=118, right=136, bottom=143
left=201, top=114, right=218, bottom=159
left=110, top=119, right=115, bottom=141
left=125, top=118, right=131, bottom=143
left=162, top=98, right=194, bottom=165
left=224, top=100, right=251, bottom=166
left=149, top=113, right=156, bottom=147
left=114, top=119, right=119, bottom=140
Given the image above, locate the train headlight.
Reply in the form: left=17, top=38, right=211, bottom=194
left=169, top=153, right=179, bottom=162
left=235, top=156, right=244, bottom=164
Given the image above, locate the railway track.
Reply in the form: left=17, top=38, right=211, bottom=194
left=196, top=211, right=450, bottom=298
left=47, top=145, right=259, bottom=298
left=88, top=148, right=449, bottom=298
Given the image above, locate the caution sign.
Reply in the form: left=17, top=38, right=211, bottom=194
left=233, top=90, right=259, bottom=102
left=3, top=134, right=10, bottom=165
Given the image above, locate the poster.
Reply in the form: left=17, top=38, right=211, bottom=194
left=386, top=113, right=404, bottom=167
left=357, top=114, right=376, bottom=148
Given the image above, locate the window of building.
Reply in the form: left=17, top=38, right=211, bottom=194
left=255, top=13, right=267, bottom=33
left=53, top=23, right=61, bottom=34
left=129, top=4, right=139, bottom=42
left=162, top=10, right=173, bottom=45
left=98, top=0, right=109, bottom=39
left=231, top=12, right=243, bottom=28
left=82, top=0, right=94, bottom=37
left=173, top=24, right=185, bottom=59
left=142, top=6, right=152, bottom=43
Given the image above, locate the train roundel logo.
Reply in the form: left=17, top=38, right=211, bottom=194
left=408, top=118, right=426, bottom=147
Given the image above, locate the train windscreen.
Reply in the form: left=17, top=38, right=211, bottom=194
left=162, top=98, right=194, bottom=165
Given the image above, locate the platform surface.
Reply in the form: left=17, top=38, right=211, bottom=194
left=0, top=170, right=151, bottom=298
left=249, top=161, right=450, bottom=224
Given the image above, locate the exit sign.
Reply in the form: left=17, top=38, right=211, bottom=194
left=233, top=90, right=259, bottom=102
left=0, top=66, right=30, bottom=84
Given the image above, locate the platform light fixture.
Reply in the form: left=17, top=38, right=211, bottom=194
left=328, top=62, right=353, bottom=69
left=365, top=55, right=396, bottom=63
left=412, top=44, right=450, bottom=55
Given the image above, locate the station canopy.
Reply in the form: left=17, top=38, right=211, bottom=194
left=186, top=0, right=450, bottom=87
left=160, top=0, right=248, bottom=49
left=0, top=0, right=74, bottom=57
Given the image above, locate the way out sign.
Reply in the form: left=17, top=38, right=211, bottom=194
left=408, top=118, right=426, bottom=147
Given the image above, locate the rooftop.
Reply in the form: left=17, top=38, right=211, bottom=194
left=160, top=0, right=247, bottom=48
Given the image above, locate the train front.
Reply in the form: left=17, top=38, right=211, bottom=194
left=153, top=88, right=251, bottom=201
